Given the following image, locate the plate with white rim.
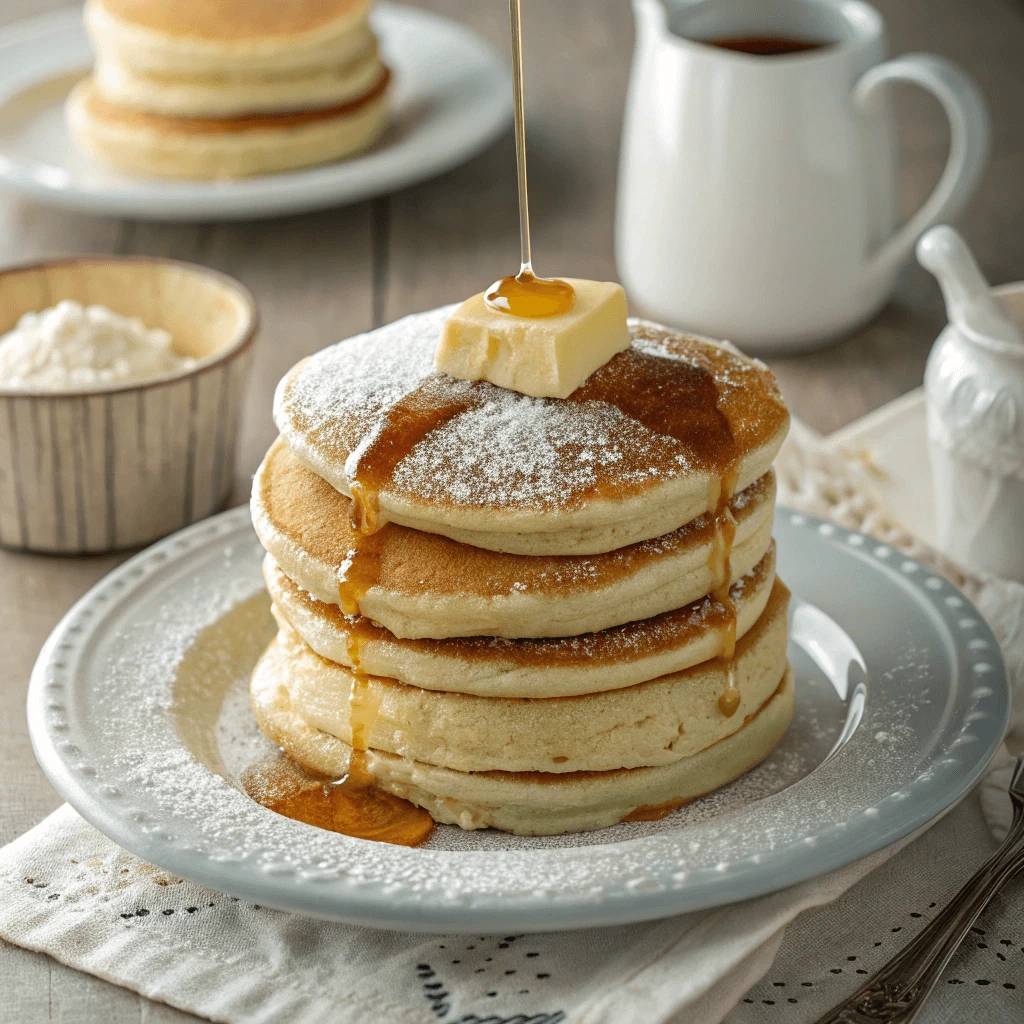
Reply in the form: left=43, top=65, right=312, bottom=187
left=0, top=4, right=511, bottom=221
left=26, top=504, right=1009, bottom=933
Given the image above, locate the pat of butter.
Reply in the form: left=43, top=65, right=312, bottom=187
left=435, top=279, right=631, bottom=399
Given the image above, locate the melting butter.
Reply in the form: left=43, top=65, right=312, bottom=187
left=435, top=278, right=631, bottom=399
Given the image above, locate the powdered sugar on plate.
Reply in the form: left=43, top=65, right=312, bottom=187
left=208, top=634, right=833, bottom=853
left=26, top=507, right=1008, bottom=929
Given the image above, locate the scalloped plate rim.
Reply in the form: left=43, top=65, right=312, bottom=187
left=26, top=504, right=1010, bottom=932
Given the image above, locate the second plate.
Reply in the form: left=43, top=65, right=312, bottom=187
left=0, top=4, right=512, bottom=221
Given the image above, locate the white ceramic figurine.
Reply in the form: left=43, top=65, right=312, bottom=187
left=918, top=225, right=1024, bottom=582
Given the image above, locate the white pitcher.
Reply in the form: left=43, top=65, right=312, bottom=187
left=616, top=0, right=990, bottom=352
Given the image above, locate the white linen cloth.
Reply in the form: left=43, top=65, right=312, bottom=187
left=0, top=419, right=1021, bottom=1024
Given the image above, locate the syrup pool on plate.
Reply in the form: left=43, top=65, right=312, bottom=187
left=242, top=752, right=434, bottom=848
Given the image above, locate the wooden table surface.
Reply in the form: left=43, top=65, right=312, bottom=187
left=1, top=1, right=1021, bottom=1020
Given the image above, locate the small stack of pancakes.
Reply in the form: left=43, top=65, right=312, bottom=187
left=68, top=0, right=389, bottom=179
left=249, top=306, right=792, bottom=835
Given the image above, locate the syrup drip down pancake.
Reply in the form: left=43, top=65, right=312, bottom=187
left=274, top=309, right=789, bottom=555
left=249, top=306, right=792, bottom=836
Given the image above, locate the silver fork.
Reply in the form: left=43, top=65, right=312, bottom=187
left=812, top=754, right=1024, bottom=1024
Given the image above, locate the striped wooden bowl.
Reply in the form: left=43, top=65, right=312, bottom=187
left=0, top=256, right=257, bottom=553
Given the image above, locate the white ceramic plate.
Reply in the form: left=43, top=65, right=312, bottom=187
left=0, top=5, right=511, bottom=221
left=27, top=505, right=1009, bottom=933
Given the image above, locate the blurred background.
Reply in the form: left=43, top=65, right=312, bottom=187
left=1, top=4, right=1022, bottom=1018
left=2, top=0, right=1021, bottom=498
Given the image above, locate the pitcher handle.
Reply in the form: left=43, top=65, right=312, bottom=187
left=854, top=54, right=990, bottom=285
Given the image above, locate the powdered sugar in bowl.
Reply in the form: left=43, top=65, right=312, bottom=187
left=0, top=256, right=257, bottom=552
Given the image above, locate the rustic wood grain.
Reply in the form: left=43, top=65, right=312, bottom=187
left=0, top=0, right=1022, bottom=1019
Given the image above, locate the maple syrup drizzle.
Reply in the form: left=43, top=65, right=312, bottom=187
left=241, top=753, right=434, bottom=847
left=565, top=347, right=748, bottom=715
left=337, top=529, right=385, bottom=615
left=342, top=614, right=379, bottom=669
left=243, top=566, right=434, bottom=846
left=486, top=270, right=575, bottom=318
left=348, top=671, right=382, bottom=752
left=244, top=598, right=433, bottom=846
left=718, top=677, right=742, bottom=719
left=339, top=375, right=477, bottom=616
left=250, top=0, right=763, bottom=842
left=569, top=349, right=737, bottom=467
left=322, top=0, right=591, bottom=828
left=345, top=375, right=477, bottom=536
left=484, top=0, right=574, bottom=319
left=621, top=796, right=693, bottom=822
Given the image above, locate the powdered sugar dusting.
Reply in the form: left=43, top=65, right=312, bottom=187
left=81, top=572, right=917, bottom=865
left=391, top=390, right=689, bottom=510
left=275, top=308, right=786, bottom=513
left=74, top=537, right=838, bottom=860
left=33, top=508, right=1004, bottom=920
left=204, top=650, right=831, bottom=853
left=216, top=664, right=279, bottom=780
left=422, top=552, right=772, bottom=667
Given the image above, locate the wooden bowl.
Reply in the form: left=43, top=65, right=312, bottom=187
left=0, top=256, right=257, bottom=553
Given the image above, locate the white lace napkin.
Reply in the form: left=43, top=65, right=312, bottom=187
left=1, top=419, right=1021, bottom=1024
left=0, top=804, right=925, bottom=1024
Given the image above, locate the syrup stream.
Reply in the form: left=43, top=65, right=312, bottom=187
left=484, top=0, right=574, bottom=318
left=509, top=0, right=531, bottom=278
left=259, top=0, right=745, bottom=839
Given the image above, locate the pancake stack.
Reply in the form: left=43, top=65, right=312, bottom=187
left=68, top=0, right=389, bottom=179
left=249, top=306, right=792, bottom=835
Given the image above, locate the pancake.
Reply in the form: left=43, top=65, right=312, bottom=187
left=85, top=0, right=375, bottom=77
left=67, top=73, right=389, bottom=180
left=265, top=543, right=777, bottom=697
left=273, top=310, right=789, bottom=556
left=250, top=652, right=795, bottom=835
left=93, top=42, right=385, bottom=118
left=252, top=437, right=776, bottom=639
left=267, top=578, right=789, bottom=774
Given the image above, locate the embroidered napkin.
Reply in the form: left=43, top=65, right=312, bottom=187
left=0, top=804, right=929, bottom=1024
left=0, top=418, right=1021, bottom=1024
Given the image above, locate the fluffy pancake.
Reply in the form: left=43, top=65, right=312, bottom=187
left=85, top=0, right=375, bottom=77
left=274, top=309, right=790, bottom=556
left=93, top=42, right=385, bottom=118
left=67, top=74, right=388, bottom=179
left=265, top=544, right=777, bottom=697
left=250, top=654, right=795, bottom=835
left=267, top=578, right=789, bottom=773
left=252, top=438, right=776, bottom=639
